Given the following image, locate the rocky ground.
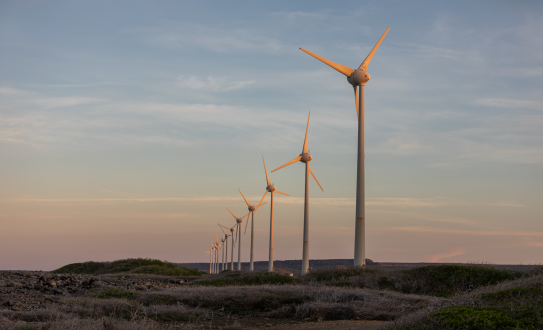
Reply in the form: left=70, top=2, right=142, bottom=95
left=0, top=271, right=188, bottom=312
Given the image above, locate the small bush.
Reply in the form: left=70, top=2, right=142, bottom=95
left=53, top=258, right=202, bottom=276
left=398, top=265, right=526, bottom=297
left=480, top=283, right=543, bottom=304
left=400, top=305, right=543, bottom=330
left=302, top=266, right=375, bottom=282
left=197, top=272, right=294, bottom=286
left=94, top=289, right=138, bottom=299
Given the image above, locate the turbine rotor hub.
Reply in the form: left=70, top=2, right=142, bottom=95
left=236, top=218, right=242, bottom=223
left=300, top=153, right=312, bottom=163
left=249, top=205, right=256, bottom=211
left=347, top=69, right=370, bottom=86
left=267, top=185, right=276, bottom=192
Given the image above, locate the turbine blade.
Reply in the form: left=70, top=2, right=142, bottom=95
left=272, top=156, right=302, bottom=172
left=262, top=155, right=271, bottom=186
left=358, top=27, right=390, bottom=71
left=274, top=190, right=290, bottom=196
left=254, top=202, right=267, bottom=214
left=259, top=190, right=268, bottom=206
left=308, top=164, right=324, bottom=191
left=300, top=48, right=355, bottom=77
left=353, top=86, right=359, bottom=120
left=238, top=189, right=251, bottom=207
left=303, top=111, right=310, bottom=153
left=218, top=224, right=226, bottom=235
left=226, top=207, right=238, bottom=220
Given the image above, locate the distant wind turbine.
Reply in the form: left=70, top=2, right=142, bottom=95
left=226, top=208, right=249, bottom=271
left=260, top=156, right=289, bottom=272
left=300, top=27, right=390, bottom=267
left=238, top=189, right=267, bottom=271
left=272, top=111, right=323, bottom=275
left=219, top=223, right=234, bottom=270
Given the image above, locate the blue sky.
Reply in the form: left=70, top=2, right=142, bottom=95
left=1, top=0, right=542, bottom=270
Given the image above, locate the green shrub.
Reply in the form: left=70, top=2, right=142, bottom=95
left=401, top=305, right=543, bottom=330
left=398, top=265, right=526, bottom=297
left=480, top=283, right=543, bottom=304
left=52, top=258, right=202, bottom=276
left=198, top=272, right=294, bottom=286
left=94, top=289, right=138, bottom=299
left=302, top=267, right=375, bottom=282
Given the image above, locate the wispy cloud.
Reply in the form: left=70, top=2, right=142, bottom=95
left=426, top=248, right=466, bottom=262
left=473, top=98, right=543, bottom=110
left=375, top=226, right=543, bottom=238
left=177, top=76, right=255, bottom=91
left=2, top=196, right=525, bottom=208
left=132, top=23, right=285, bottom=53
left=32, top=97, right=104, bottom=109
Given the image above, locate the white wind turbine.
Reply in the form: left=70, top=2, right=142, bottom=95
left=205, top=239, right=214, bottom=274
left=226, top=208, right=249, bottom=271
left=259, top=156, right=289, bottom=272
left=300, top=27, right=390, bottom=267
left=238, top=189, right=267, bottom=271
left=219, top=223, right=237, bottom=270
left=218, top=225, right=230, bottom=272
left=272, top=111, right=323, bottom=275
left=218, top=231, right=227, bottom=272
left=215, top=234, right=221, bottom=274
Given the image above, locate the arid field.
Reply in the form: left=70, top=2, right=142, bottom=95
left=1, top=259, right=542, bottom=329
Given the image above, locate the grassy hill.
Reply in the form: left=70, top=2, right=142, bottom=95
left=53, top=258, right=203, bottom=276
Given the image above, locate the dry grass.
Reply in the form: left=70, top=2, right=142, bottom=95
left=301, top=264, right=529, bottom=297
left=135, top=284, right=442, bottom=321
left=0, top=313, right=161, bottom=330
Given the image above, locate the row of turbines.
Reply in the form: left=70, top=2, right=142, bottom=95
left=205, top=27, right=390, bottom=276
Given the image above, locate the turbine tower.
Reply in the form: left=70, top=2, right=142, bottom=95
left=221, top=234, right=227, bottom=272
left=227, top=208, right=249, bottom=271
left=215, top=234, right=221, bottom=274
left=218, top=223, right=234, bottom=270
left=300, top=27, right=390, bottom=267
left=238, top=189, right=267, bottom=271
left=260, top=156, right=289, bottom=272
left=272, top=111, right=323, bottom=275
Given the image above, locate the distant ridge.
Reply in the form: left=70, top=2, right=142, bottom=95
left=179, top=259, right=540, bottom=274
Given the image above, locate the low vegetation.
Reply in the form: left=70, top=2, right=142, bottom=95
left=94, top=288, right=138, bottom=299
left=387, top=272, right=543, bottom=329
left=3, top=263, right=542, bottom=329
left=301, top=264, right=528, bottom=297
left=52, top=258, right=203, bottom=277
left=196, top=271, right=294, bottom=286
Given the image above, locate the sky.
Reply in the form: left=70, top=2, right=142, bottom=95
left=1, top=0, right=542, bottom=270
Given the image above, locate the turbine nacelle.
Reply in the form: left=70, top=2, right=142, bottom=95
left=347, top=70, right=370, bottom=86
left=230, top=228, right=235, bottom=233
left=236, top=218, right=243, bottom=224
left=299, top=152, right=312, bottom=163
left=248, top=205, right=256, bottom=212
left=266, top=184, right=276, bottom=192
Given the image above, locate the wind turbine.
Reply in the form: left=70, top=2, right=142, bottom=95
left=300, top=27, right=390, bottom=267
left=272, top=111, right=323, bottom=275
left=204, top=248, right=212, bottom=274
left=219, top=223, right=234, bottom=270
left=260, top=156, right=289, bottom=272
left=215, top=234, right=221, bottom=274
left=205, top=239, right=214, bottom=274
left=238, top=189, right=267, bottom=271
left=226, top=208, right=249, bottom=271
